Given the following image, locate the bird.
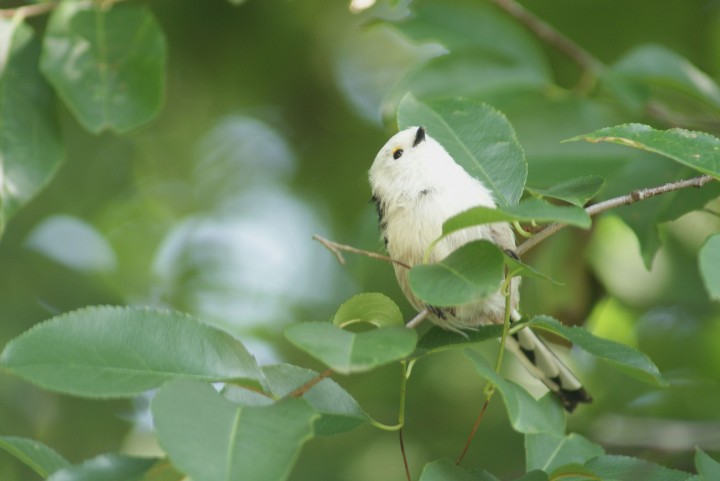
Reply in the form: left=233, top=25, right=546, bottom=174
left=368, top=125, right=592, bottom=412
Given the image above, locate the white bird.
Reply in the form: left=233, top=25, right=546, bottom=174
left=369, top=126, right=591, bottom=412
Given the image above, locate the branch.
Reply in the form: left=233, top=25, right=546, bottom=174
left=517, top=174, right=716, bottom=256
left=0, top=0, right=132, bottom=19
left=285, top=368, right=334, bottom=398
left=312, top=234, right=410, bottom=269
left=489, top=0, right=604, bottom=74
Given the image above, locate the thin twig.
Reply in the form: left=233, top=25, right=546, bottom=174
left=455, top=398, right=490, bottom=465
left=312, top=234, right=411, bottom=269
left=399, top=429, right=412, bottom=481
left=285, top=368, right=333, bottom=398
left=489, top=0, right=603, bottom=74
left=518, top=175, right=715, bottom=256
left=406, top=308, right=429, bottom=329
left=0, top=0, right=132, bottom=19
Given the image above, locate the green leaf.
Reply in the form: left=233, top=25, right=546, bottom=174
left=418, top=458, right=481, bottom=481
left=225, top=364, right=369, bottom=435
left=526, top=316, right=667, bottom=386
left=504, top=253, right=562, bottom=285
left=568, top=123, right=720, bottom=179
left=464, top=350, right=565, bottom=435
left=441, top=199, right=591, bottom=241
left=0, top=436, right=69, bottom=478
left=416, top=324, right=503, bottom=353
left=699, top=234, right=720, bottom=301
left=41, top=2, right=166, bottom=133
left=512, top=471, right=549, bottom=481
left=696, top=448, right=720, bottom=480
left=547, top=464, right=600, bottom=480
left=397, top=94, right=527, bottom=206
left=0, top=305, right=263, bottom=398
left=525, top=432, right=604, bottom=473
left=0, top=19, right=63, bottom=231
left=585, top=455, right=692, bottom=481
left=285, top=322, right=417, bottom=374
left=333, top=293, right=404, bottom=328
left=46, top=454, right=158, bottom=481
left=526, top=176, right=606, bottom=207
left=153, top=380, right=318, bottom=481
left=408, top=240, right=504, bottom=307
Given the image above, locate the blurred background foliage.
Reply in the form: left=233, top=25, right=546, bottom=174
left=1, top=0, right=719, bottom=479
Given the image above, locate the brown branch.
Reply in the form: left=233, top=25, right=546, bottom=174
left=312, top=234, right=411, bottom=269
left=489, top=0, right=603, bottom=75
left=285, top=368, right=333, bottom=398
left=455, top=397, right=490, bottom=465
left=518, top=174, right=716, bottom=256
left=399, top=429, right=412, bottom=481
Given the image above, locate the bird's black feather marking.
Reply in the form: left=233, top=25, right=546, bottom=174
left=413, top=126, right=426, bottom=147
left=370, top=194, right=389, bottom=246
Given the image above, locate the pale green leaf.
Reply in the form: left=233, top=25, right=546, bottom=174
left=417, top=459, right=482, bottom=481
left=41, top=2, right=166, bottom=133
left=397, top=94, right=527, bottom=206
left=465, top=350, right=565, bottom=435
left=525, top=432, right=604, bottom=473
left=0, top=436, right=69, bottom=478
left=153, top=380, right=317, bottom=481
left=409, top=240, right=504, bottom=307
left=0, top=306, right=263, bottom=397
left=46, top=454, right=158, bottom=481
left=585, top=455, right=692, bottom=481
left=526, top=176, right=606, bottom=207
left=699, top=234, right=720, bottom=301
left=568, top=123, right=720, bottom=179
left=333, top=293, right=404, bottom=328
left=696, top=448, right=720, bottom=481
left=527, top=316, right=667, bottom=386
left=285, top=322, right=417, bottom=374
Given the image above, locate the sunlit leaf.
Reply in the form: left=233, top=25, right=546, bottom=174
left=695, top=448, right=720, bottom=480
left=0, top=19, right=63, bottom=232
left=333, top=292, right=404, bottom=328
left=526, top=316, right=667, bottom=386
left=285, top=322, right=417, bottom=374
left=525, top=432, right=604, bottom=473
left=526, top=176, right=606, bottom=207
left=153, top=380, right=317, bottom=481
left=408, top=240, right=504, bottom=307
left=46, top=454, right=158, bottom=481
left=441, top=199, right=591, bottom=241
left=225, top=364, right=369, bottom=435
left=585, top=455, right=692, bottom=481
left=0, top=306, right=264, bottom=397
left=699, top=234, right=720, bottom=301
left=397, top=94, right=527, bottom=206
left=41, top=2, right=166, bottom=133
left=465, top=350, right=565, bottom=435
left=568, top=123, right=720, bottom=179
left=0, top=436, right=69, bottom=478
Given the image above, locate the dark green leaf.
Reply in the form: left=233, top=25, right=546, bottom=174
left=285, top=322, right=417, bottom=374
left=397, top=94, right=527, bottom=206
left=41, top=2, right=166, bottom=133
left=333, top=293, right=404, bottom=328
left=699, top=234, right=720, bottom=301
left=464, top=350, right=565, bottom=435
left=526, top=176, right=606, bottom=207
left=0, top=19, right=63, bottom=231
left=408, top=240, right=504, bottom=307
left=46, top=454, right=157, bottom=481
left=696, top=448, right=720, bottom=480
left=504, top=253, right=562, bottom=285
left=229, top=363, right=369, bottom=435
left=416, top=324, right=503, bottom=353
left=153, top=380, right=317, bottom=481
left=418, top=459, right=481, bottom=481
left=525, top=432, right=604, bottom=473
left=568, top=123, right=720, bottom=179
left=512, top=471, right=549, bottom=481
left=527, top=316, right=667, bottom=386
left=0, top=306, right=263, bottom=397
left=0, top=436, right=69, bottom=478
left=585, top=455, right=692, bottom=481
left=442, top=199, right=591, bottom=241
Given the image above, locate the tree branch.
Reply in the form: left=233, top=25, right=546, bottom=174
left=285, top=368, right=334, bottom=398
left=517, top=175, right=716, bottom=256
left=489, top=0, right=604, bottom=74
left=312, top=234, right=410, bottom=269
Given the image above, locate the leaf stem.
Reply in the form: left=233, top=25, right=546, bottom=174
left=398, top=361, right=411, bottom=481
left=285, top=368, right=334, bottom=398
left=518, top=174, right=716, bottom=256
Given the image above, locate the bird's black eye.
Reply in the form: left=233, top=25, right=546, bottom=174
left=392, top=148, right=404, bottom=160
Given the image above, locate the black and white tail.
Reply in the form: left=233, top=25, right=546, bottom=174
left=507, top=326, right=592, bottom=412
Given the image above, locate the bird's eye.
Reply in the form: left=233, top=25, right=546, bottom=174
left=392, top=148, right=404, bottom=160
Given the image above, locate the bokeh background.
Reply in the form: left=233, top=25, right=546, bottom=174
left=1, top=0, right=720, bottom=479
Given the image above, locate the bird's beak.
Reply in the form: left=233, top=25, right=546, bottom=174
left=413, top=126, right=426, bottom=147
